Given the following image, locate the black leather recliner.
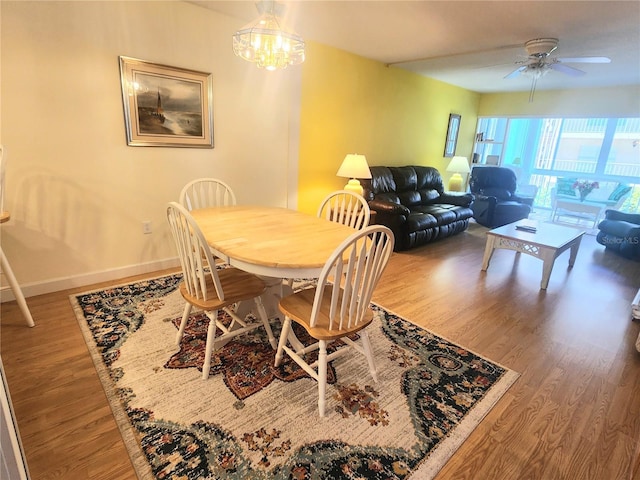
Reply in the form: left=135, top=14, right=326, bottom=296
left=469, top=166, right=533, bottom=228
left=597, top=210, right=640, bottom=261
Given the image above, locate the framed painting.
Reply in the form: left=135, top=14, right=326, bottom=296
left=119, top=56, right=214, bottom=148
left=444, top=113, right=461, bottom=157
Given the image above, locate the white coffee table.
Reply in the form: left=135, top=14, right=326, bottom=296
left=481, top=220, right=585, bottom=290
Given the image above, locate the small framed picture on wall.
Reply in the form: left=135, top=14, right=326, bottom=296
left=444, top=113, right=461, bottom=157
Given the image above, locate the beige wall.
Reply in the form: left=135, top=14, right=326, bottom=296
left=1, top=1, right=300, bottom=294
left=479, top=85, right=640, bottom=117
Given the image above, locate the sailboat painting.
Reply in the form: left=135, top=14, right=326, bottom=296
left=119, top=56, right=214, bottom=148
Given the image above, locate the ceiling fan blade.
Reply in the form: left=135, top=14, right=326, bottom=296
left=504, top=66, right=526, bottom=79
left=550, top=63, right=586, bottom=77
left=556, top=56, right=611, bottom=64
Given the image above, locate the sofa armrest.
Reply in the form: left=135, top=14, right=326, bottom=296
left=470, top=195, right=497, bottom=227
left=439, top=192, right=474, bottom=207
left=471, top=194, right=497, bottom=205
left=603, top=209, right=640, bottom=225
left=368, top=199, right=411, bottom=216
left=512, top=194, right=534, bottom=207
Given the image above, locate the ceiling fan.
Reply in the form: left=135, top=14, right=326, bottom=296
left=505, top=38, right=611, bottom=101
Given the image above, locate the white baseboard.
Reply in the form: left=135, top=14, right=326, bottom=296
left=0, top=257, right=180, bottom=303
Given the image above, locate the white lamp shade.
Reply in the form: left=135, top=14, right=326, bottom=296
left=336, top=154, right=372, bottom=179
left=446, top=156, right=471, bottom=174
left=446, top=156, right=470, bottom=192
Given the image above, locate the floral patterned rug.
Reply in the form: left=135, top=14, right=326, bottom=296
left=70, top=274, right=518, bottom=480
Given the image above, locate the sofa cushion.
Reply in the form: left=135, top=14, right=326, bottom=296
left=470, top=166, right=518, bottom=194
left=391, top=166, right=418, bottom=193
left=369, top=167, right=396, bottom=196
left=376, top=192, right=402, bottom=205
left=418, top=189, right=441, bottom=204
left=587, top=182, right=617, bottom=202
left=556, top=177, right=578, bottom=197
left=398, top=190, right=421, bottom=207
left=414, top=166, right=445, bottom=193
left=406, top=212, right=438, bottom=232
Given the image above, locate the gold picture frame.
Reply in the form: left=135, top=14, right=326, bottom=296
left=119, top=56, right=214, bottom=148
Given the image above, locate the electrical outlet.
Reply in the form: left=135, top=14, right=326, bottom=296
left=142, top=221, right=152, bottom=234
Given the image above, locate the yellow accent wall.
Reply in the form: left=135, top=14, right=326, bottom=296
left=297, top=42, right=480, bottom=214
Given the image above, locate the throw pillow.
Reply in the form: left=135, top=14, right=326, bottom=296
left=556, top=177, right=578, bottom=197
left=587, top=183, right=614, bottom=202
left=608, top=184, right=632, bottom=202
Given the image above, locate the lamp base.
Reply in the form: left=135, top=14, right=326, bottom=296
left=343, top=178, right=364, bottom=196
left=448, top=173, right=464, bottom=192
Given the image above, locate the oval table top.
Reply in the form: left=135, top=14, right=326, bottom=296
left=189, top=205, right=357, bottom=278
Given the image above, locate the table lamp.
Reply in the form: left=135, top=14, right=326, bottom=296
left=336, top=154, right=372, bottom=196
left=446, top=156, right=471, bottom=191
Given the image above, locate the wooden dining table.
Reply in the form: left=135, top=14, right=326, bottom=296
left=189, top=205, right=358, bottom=320
left=189, top=205, right=358, bottom=279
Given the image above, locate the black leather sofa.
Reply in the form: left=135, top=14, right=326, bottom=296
left=596, top=210, right=640, bottom=260
left=361, top=165, right=474, bottom=251
left=469, top=166, right=533, bottom=228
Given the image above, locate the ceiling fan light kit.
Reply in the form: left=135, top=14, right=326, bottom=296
left=524, top=38, right=559, bottom=57
left=504, top=37, right=611, bottom=102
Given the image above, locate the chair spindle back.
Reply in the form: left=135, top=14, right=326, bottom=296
left=310, top=225, right=394, bottom=331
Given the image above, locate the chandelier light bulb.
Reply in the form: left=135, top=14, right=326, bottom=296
left=232, top=1, right=305, bottom=71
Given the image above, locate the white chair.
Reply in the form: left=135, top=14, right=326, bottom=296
left=166, top=202, right=276, bottom=380
left=0, top=146, right=34, bottom=327
left=317, top=190, right=371, bottom=230
left=290, top=190, right=371, bottom=292
left=179, top=178, right=237, bottom=211
left=275, top=225, right=395, bottom=417
left=179, top=178, right=237, bottom=266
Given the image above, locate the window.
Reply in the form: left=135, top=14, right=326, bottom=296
left=474, top=116, right=640, bottom=213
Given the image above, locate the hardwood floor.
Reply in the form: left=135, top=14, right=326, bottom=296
left=2, top=222, right=639, bottom=479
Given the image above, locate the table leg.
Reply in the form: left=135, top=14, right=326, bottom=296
left=539, top=248, right=556, bottom=290
left=0, top=247, right=35, bottom=327
left=481, top=235, right=496, bottom=271
left=568, top=237, right=582, bottom=267
left=236, top=277, right=290, bottom=321
left=234, top=277, right=305, bottom=351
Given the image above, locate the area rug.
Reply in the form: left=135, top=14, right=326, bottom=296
left=70, top=274, right=519, bottom=480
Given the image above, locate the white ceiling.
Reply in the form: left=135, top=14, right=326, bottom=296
left=190, top=0, right=640, bottom=94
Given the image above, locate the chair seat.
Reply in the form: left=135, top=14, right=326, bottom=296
left=279, top=286, right=374, bottom=341
left=275, top=225, right=394, bottom=417
left=179, top=267, right=266, bottom=310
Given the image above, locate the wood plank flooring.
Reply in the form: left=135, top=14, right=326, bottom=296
left=2, top=222, right=639, bottom=479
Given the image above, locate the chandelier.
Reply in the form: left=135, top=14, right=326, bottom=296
left=232, top=1, right=305, bottom=71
